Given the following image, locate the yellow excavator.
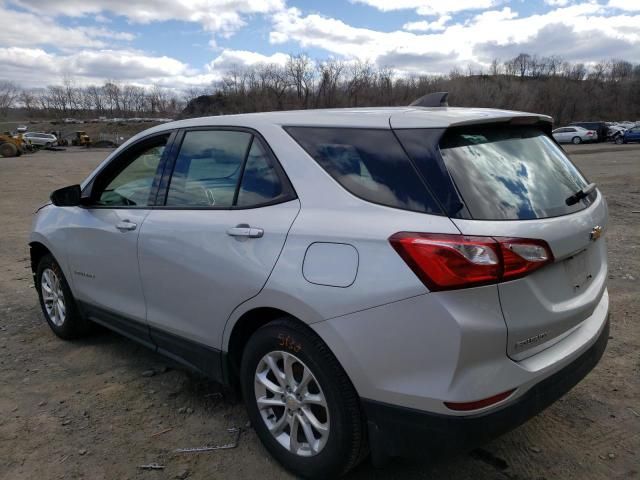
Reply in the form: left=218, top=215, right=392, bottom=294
left=0, top=133, right=26, bottom=157
left=71, top=131, right=91, bottom=147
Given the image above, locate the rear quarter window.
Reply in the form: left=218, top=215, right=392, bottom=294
left=285, top=127, right=442, bottom=215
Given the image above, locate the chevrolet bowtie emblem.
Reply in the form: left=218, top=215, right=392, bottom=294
left=590, top=225, right=603, bottom=241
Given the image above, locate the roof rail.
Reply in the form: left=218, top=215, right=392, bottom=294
left=409, top=92, right=449, bottom=108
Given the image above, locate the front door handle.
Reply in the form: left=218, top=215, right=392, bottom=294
left=116, top=220, right=137, bottom=232
left=227, top=225, right=264, bottom=238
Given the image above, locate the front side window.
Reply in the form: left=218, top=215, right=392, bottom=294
left=94, top=136, right=168, bottom=207
left=285, top=127, right=441, bottom=214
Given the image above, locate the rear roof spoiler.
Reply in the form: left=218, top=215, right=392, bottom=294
left=409, top=92, right=449, bottom=108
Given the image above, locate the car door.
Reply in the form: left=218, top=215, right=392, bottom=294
left=553, top=128, right=567, bottom=143
left=64, top=132, right=173, bottom=345
left=137, top=128, right=300, bottom=378
left=564, top=127, right=577, bottom=142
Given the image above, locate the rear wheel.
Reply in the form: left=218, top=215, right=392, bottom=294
left=615, top=136, right=624, bottom=145
left=36, top=254, right=91, bottom=339
left=240, top=318, right=367, bottom=479
left=0, top=142, right=17, bottom=157
left=572, top=136, right=582, bottom=144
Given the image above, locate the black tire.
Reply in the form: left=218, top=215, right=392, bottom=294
left=615, top=137, right=624, bottom=145
left=0, top=142, right=17, bottom=157
left=45, top=142, right=52, bottom=148
left=240, top=318, right=367, bottom=479
left=572, top=136, right=582, bottom=144
left=36, top=254, right=91, bottom=339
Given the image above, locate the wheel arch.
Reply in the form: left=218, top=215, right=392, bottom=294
left=28, top=239, right=74, bottom=293
left=226, top=307, right=302, bottom=385
left=29, top=240, right=52, bottom=276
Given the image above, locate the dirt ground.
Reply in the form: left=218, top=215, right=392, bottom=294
left=0, top=144, right=638, bottom=480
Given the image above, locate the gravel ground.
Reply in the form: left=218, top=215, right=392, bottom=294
left=0, top=144, right=638, bottom=480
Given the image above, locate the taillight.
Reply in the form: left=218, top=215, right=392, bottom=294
left=389, top=233, right=553, bottom=291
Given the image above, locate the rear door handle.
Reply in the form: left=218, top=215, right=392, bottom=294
left=226, top=226, right=264, bottom=238
left=116, top=220, right=137, bottom=232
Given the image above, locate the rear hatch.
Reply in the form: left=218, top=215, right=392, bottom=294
left=393, top=113, right=608, bottom=360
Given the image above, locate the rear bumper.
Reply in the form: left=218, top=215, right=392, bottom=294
left=363, top=317, right=609, bottom=460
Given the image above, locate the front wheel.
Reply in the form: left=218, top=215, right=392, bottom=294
left=615, top=136, right=624, bottom=145
left=572, top=136, right=582, bottom=144
left=36, top=254, right=91, bottom=339
left=240, top=319, right=367, bottom=479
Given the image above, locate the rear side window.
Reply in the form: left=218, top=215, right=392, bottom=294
left=438, top=126, right=592, bottom=220
left=285, top=127, right=441, bottom=214
left=236, top=140, right=284, bottom=207
left=165, top=130, right=294, bottom=208
left=166, top=130, right=250, bottom=207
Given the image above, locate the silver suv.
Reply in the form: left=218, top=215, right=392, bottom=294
left=30, top=100, right=609, bottom=478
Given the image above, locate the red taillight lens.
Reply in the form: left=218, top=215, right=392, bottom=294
left=389, top=233, right=553, bottom=291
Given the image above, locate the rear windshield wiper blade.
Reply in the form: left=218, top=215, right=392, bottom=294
left=565, top=182, right=597, bottom=206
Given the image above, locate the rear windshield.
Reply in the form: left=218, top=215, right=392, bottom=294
left=285, top=127, right=442, bottom=214
left=437, top=126, right=593, bottom=220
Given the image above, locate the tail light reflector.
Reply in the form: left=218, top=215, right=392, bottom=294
left=389, top=233, right=553, bottom=291
left=444, top=388, right=516, bottom=411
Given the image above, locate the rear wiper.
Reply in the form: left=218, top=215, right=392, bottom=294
left=565, top=182, right=597, bottom=206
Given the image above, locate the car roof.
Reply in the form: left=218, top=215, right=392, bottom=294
left=137, top=106, right=552, bottom=135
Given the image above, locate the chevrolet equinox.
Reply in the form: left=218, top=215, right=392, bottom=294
left=30, top=95, right=609, bottom=478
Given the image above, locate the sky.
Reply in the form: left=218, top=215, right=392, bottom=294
left=1, top=0, right=639, bottom=89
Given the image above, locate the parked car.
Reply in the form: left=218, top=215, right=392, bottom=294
left=616, top=126, right=640, bottom=144
left=552, top=126, right=597, bottom=144
left=606, top=124, right=626, bottom=142
left=569, top=121, right=608, bottom=142
left=63, top=118, right=84, bottom=124
left=30, top=104, right=609, bottom=479
left=23, top=132, right=58, bottom=147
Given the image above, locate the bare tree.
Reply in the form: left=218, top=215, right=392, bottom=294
left=0, top=81, right=19, bottom=117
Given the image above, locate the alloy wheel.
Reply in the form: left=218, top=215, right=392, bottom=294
left=254, top=350, right=330, bottom=457
left=41, top=268, right=66, bottom=326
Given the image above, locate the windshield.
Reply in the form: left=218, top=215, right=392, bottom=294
left=438, top=125, right=594, bottom=220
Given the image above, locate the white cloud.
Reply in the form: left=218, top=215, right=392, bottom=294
left=12, top=0, right=285, bottom=37
left=0, top=47, right=198, bottom=87
left=269, top=4, right=640, bottom=75
left=351, top=0, right=498, bottom=16
left=207, top=50, right=289, bottom=72
left=545, top=0, right=571, bottom=6
left=607, top=0, right=640, bottom=11
left=0, top=46, right=296, bottom=88
left=0, top=6, right=134, bottom=48
left=403, top=15, right=452, bottom=32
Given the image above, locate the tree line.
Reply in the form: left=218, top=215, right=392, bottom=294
left=185, top=53, right=640, bottom=125
left=2, top=53, right=640, bottom=126
left=0, top=78, right=193, bottom=119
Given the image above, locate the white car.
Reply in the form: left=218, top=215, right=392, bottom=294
left=23, top=132, right=58, bottom=147
left=30, top=94, right=609, bottom=478
left=552, top=126, right=597, bottom=144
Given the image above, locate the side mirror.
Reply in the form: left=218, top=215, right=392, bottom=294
left=50, top=184, right=82, bottom=207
